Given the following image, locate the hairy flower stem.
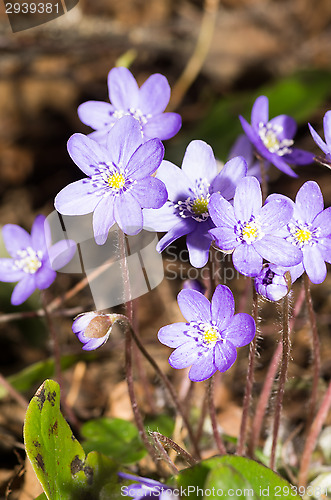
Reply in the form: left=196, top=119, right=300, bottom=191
left=149, top=432, right=179, bottom=475
left=298, top=380, right=331, bottom=488
left=151, top=432, right=198, bottom=467
left=124, top=330, right=163, bottom=472
left=248, top=286, right=305, bottom=457
left=208, top=376, right=226, bottom=455
left=270, top=293, right=290, bottom=471
left=237, top=283, right=258, bottom=456
left=304, top=274, right=321, bottom=433
left=126, top=321, right=201, bottom=459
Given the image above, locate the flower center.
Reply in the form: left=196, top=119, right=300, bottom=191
left=108, top=172, right=126, bottom=190
left=239, top=218, right=264, bottom=244
left=287, top=221, right=320, bottom=248
left=14, top=247, right=43, bottom=274
left=258, top=122, right=294, bottom=156
left=175, top=179, right=211, bottom=222
left=113, top=108, right=152, bottom=127
left=202, top=325, right=220, bottom=344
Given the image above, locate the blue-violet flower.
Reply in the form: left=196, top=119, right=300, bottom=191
left=228, top=133, right=269, bottom=181
left=143, top=140, right=247, bottom=268
left=55, top=115, right=167, bottom=244
left=309, top=110, right=331, bottom=167
left=0, top=215, right=76, bottom=305
left=208, top=176, right=302, bottom=277
left=239, top=96, right=313, bottom=177
left=158, top=285, right=256, bottom=382
left=267, top=181, right=331, bottom=284
left=72, top=311, right=116, bottom=351
left=78, top=66, right=182, bottom=146
left=119, top=472, right=177, bottom=499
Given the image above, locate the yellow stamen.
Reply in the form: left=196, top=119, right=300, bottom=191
left=242, top=222, right=258, bottom=242
left=295, top=228, right=311, bottom=244
left=192, top=197, right=209, bottom=216
left=108, top=172, right=125, bottom=190
left=203, top=325, right=219, bottom=344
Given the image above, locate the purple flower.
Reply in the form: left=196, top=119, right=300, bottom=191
left=267, top=181, right=331, bottom=284
left=208, top=176, right=302, bottom=277
left=72, top=311, right=116, bottom=351
left=54, top=115, right=167, bottom=244
left=119, top=472, right=177, bottom=499
left=228, top=133, right=269, bottom=181
left=78, top=67, right=182, bottom=146
left=143, top=140, right=247, bottom=268
left=158, top=285, right=255, bottom=382
left=254, top=264, right=292, bottom=301
left=239, top=96, right=313, bottom=177
left=0, top=215, right=76, bottom=305
left=309, top=110, right=331, bottom=166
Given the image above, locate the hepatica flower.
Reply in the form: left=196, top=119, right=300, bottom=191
left=78, top=66, right=182, bottom=146
left=240, top=96, right=313, bottom=177
left=158, top=285, right=255, bottom=382
left=269, top=181, right=331, bottom=284
left=228, top=133, right=269, bottom=181
left=0, top=215, right=76, bottom=305
left=119, top=472, right=177, bottom=499
left=208, top=176, right=302, bottom=277
left=143, top=140, right=247, bottom=268
left=73, top=311, right=116, bottom=351
left=55, top=115, right=167, bottom=244
left=255, top=264, right=292, bottom=301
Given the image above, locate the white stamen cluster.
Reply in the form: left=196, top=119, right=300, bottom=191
left=258, top=121, right=294, bottom=156
left=14, top=247, right=43, bottom=274
left=287, top=221, right=320, bottom=248
left=85, top=162, right=135, bottom=197
left=113, top=108, right=152, bottom=126
left=187, top=320, right=222, bottom=347
left=236, top=217, right=264, bottom=245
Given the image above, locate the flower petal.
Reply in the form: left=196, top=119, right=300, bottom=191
left=114, top=192, right=143, bottom=236
left=0, top=259, right=25, bottom=282
left=223, top=313, right=255, bottom=347
left=295, top=181, right=324, bottom=224
left=251, top=96, right=269, bottom=129
left=131, top=177, right=167, bottom=209
left=324, top=111, right=331, bottom=147
left=77, top=101, right=115, bottom=129
left=269, top=115, right=297, bottom=140
left=2, top=224, right=31, bottom=257
left=211, top=156, right=247, bottom=200
left=208, top=193, right=237, bottom=228
left=158, top=323, right=193, bottom=348
left=72, top=312, right=98, bottom=334
left=308, top=123, right=329, bottom=155
left=254, top=235, right=303, bottom=267
left=234, top=176, right=262, bottom=221
left=125, top=138, right=164, bottom=180
left=232, top=243, right=263, bottom=277
left=47, top=240, right=77, bottom=270
left=177, top=289, right=211, bottom=323
left=188, top=349, right=217, bottom=382
left=11, top=275, right=36, bottom=305
left=181, top=140, right=217, bottom=183
left=67, top=133, right=110, bottom=176
left=313, top=207, right=331, bottom=237
left=138, top=74, right=170, bottom=114
left=54, top=180, right=100, bottom=216
left=143, top=203, right=178, bottom=232
left=31, top=215, right=48, bottom=253
left=107, top=67, right=139, bottom=109
left=259, top=198, right=293, bottom=233
left=169, top=341, right=199, bottom=369
left=318, top=237, right=331, bottom=263
left=186, top=224, right=212, bottom=268
left=35, top=266, right=56, bottom=289
left=303, top=246, right=327, bottom=284
left=106, top=115, right=145, bottom=167
left=156, top=160, right=193, bottom=200
left=228, top=134, right=253, bottom=163
left=209, top=227, right=238, bottom=251
left=211, top=285, right=235, bottom=330
left=285, top=148, right=314, bottom=166
left=143, top=113, right=182, bottom=141
left=92, top=196, right=115, bottom=245
left=214, top=341, right=237, bottom=373
left=82, top=335, right=110, bottom=351
left=156, top=219, right=196, bottom=253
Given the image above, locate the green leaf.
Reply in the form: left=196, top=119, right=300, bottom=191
left=81, top=417, right=147, bottom=465
left=177, top=455, right=303, bottom=499
left=24, top=379, right=117, bottom=500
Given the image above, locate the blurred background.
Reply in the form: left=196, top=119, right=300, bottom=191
left=1, top=0, right=331, bottom=497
